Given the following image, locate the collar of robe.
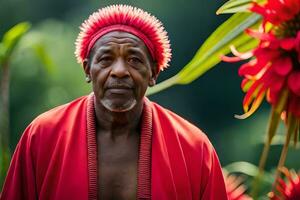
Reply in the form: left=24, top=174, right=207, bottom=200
left=86, top=93, right=152, bottom=199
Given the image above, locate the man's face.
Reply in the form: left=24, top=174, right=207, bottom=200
left=84, top=31, right=157, bottom=112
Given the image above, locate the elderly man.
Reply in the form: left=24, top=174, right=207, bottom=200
left=1, top=5, right=228, bottom=200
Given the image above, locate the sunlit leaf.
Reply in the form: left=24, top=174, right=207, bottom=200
left=217, top=0, right=252, bottom=14
left=224, top=161, right=258, bottom=177
left=1, top=22, right=31, bottom=64
left=270, top=133, right=300, bottom=147
left=14, top=30, right=56, bottom=73
left=296, top=120, right=300, bottom=147
left=223, top=161, right=273, bottom=184
left=33, top=44, right=55, bottom=73
left=177, top=13, right=260, bottom=84
left=216, top=0, right=266, bottom=15
left=147, top=12, right=261, bottom=95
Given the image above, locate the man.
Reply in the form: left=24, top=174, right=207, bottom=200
left=1, top=5, right=228, bottom=200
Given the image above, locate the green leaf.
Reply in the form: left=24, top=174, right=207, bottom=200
left=217, top=0, right=253, bottom=14
left=178, top=13, right=260, bottom=84
left=1, top=22, right=31, bottom=64
left=147, top=12, right=261, bottom=95
left=216, top=0, right=266, bottom=15
left=223, top=161, right=273, bottom=184
left=33, top=44, right=55, bottom=73
left=224, top=161, right=259, bottom=177
left=296, top=120, right=300, bottom=146
left=12, top=30, right=56, bottom=73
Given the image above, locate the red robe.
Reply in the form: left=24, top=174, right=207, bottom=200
left=1, top=94, right=228, bottom=200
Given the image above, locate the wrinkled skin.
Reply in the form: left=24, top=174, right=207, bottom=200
left=84, top=31, right=157, bottom=113
left=83, top=31, right=158, bottom=199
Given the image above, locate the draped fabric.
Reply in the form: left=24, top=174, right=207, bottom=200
left=0, top=94, right=228, bottom=200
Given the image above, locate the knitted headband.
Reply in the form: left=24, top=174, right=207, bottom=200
left=75, top=4, right=172, bottom=72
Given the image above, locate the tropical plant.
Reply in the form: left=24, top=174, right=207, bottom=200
left=0, top=22, right=54, bottom=188
left=219, top=0, right=300, bottom=198
left=0, top=22, right=31, bottom=188
left=146, top=11, right=261, bottom=95
left=146, top=0, right=300, bottom=198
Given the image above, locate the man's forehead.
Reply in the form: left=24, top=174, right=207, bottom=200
left=93, top=31, right=147, bottom=50
left=90, top=31, right=153, bottom=61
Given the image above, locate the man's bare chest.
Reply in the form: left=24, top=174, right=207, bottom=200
left=97, top=132, right=139, bottom=200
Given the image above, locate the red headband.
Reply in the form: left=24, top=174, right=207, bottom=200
left=75, top=4, right=172, bottom=72
left=86, top=25, right=155, bottom=60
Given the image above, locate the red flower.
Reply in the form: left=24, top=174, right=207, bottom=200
left=251, top=0, right=300, bottom=26
left=269, top=168, right=300, bottom=200
left=224, top=172, right=253, bottom=200
left=222, top=0, right=300, bottom=120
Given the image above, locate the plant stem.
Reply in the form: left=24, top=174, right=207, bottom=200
left=250, top=108, right=280, bottom=198
left=272, top=115, right=297, bottom=190
left=0, top=60, right=11, bottom=188
left=146, top=75, right=179, bottom=96
left=250, top=137, right=270, bottom=198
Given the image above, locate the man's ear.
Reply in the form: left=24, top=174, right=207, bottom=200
left=149, top=62, right=159, bottom=87
left=83, top=58, right=90, bottom=76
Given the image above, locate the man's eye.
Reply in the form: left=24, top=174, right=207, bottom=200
left=98, top=56, right=113, bottom=65
left=128, top=57, right=142, bottom=65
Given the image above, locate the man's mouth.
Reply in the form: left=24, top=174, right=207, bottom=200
left=106, top=85, right=133, bottom=94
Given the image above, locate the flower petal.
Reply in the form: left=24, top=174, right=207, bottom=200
left=236, top=86, right=266, bottom=119
left=272, top=56, right=293, bottom=76
left=265, top=72, right=285, bottom=104
left=296, top=31, right=300, bottom=62
left=230, top=45, right=253, bottom=59
left=238, top=60, right=262, bottom=76
left=241, top=78, right=254, bottom=92
left=220, top=55, right=243, bottom=62
left=246, top=29, right=275, bottom=41
left=280, top=38, right=296, bottom=50
left=242, top=80, right=262, bottom=111
left=288, top=72, right=300, bottom=96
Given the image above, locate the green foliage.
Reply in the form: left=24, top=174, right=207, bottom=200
left=147, top=12, right=261, bottom=95
left=176, top=12, right=260, bottom=84
left=217, top=0, right=253, bottom=14
left=9, top=20, right=90, bottom=132
left=0, top=22, right=31, bottom=65
left=0, top=21, right=31, bottom=189
left=216, top=0, right=266, bottom=14
left=224, top=161, right=273, bottom=183
left=32, top=44, right=55, bottom=73
left=224, top=161, right=274, bottom=199
left=0, top=21, right=57, bottom=188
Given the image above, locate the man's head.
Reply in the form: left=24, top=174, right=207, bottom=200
left=75, top=5, right=172, bottom=112
left=83, top=31, right=157, bottom=112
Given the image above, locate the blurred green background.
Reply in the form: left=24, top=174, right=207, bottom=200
left=1, top=0, right=299, bottom=180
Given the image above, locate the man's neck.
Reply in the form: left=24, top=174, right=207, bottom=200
left=94, top=100, right=143, bottom=138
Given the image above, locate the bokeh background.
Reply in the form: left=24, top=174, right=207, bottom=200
left=1, top=0, right=300, bottom=183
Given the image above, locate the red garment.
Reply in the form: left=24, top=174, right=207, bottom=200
left=1, top=94, right=228, bottom=200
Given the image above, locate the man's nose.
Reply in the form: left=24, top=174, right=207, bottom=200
left=110, top=58, right=130, bottom=78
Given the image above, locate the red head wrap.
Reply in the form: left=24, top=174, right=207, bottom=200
left=75, top=4, right=172, bottom=72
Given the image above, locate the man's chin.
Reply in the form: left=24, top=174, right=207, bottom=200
left=101, top=99, right=137, bottom=113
